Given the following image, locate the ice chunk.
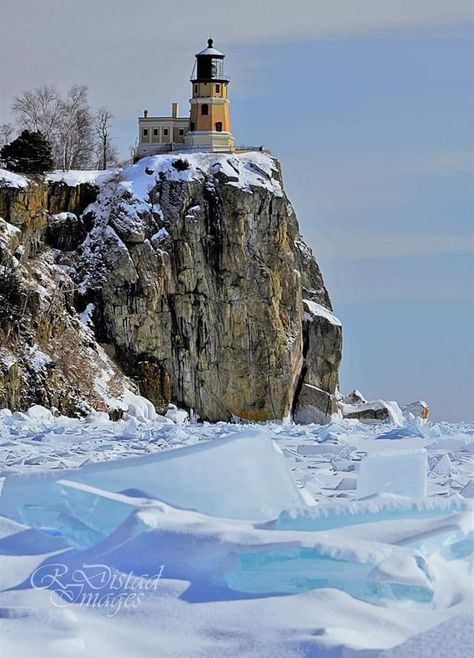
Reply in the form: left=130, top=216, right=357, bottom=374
left=273, top=495, right=468, bottom=531
left=26, top=405, right=54, bottom=424
left=296, top=444, right=343, bottom=457
left=100, top=499, right=434, bottom=604
left=0, top=430, right=305, bottom=524
left=430, top=454, right=452, bottom=477
left=165, top=404, right=189, bottom=425
left=122, top=390, right=158, bottom=422
left=224, top=546, right=433, bottom=603
left=376, top=424, right=423, bottom=440
left=335, top=477, right=357, bottom=491
left=427, top=437, right=469, bottom=451
left=48, top=480, right=153, bottom=547
left=85, top=411, right=111, bottom=426
left=356, top=449, right=427, bottom=499
left=460, top=479, right=474, bottom=498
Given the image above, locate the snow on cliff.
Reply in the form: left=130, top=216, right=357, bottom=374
left=0, top=168, right=29, bottom=188
left=45, top=152, right=282, bottom=197
left=124, top=151, right=283, bottom=198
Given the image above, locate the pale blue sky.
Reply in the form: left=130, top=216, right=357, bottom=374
left=1, top=1, right=472, bottom=420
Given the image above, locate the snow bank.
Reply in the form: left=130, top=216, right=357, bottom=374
left=378, top=615, right=474, bottom=658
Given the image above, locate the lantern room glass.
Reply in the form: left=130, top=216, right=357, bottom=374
left=211, top=58, right=224, bottom=79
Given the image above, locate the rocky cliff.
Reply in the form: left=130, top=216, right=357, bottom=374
left=0, top=154, right=342, bottom=421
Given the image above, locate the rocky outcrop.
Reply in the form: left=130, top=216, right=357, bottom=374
left=0, top=174, right=132, bottom=415
left=342, top=399, right=403, bottom=425
left=0, top=154, right=342, bottom=420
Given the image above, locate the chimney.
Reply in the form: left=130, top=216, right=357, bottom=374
left=144, top=109, right=148, bottom=118
left=171, top=102, right=179, bottom=118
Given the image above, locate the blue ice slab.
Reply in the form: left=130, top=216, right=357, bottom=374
left=223, top=546, right=433, bottom=604
left=19, top=504, right=105, bottom=548
left=50, top=479, right=149, bottom=547
left=0, top=431, right=305, bottom=526
left=356, top=449, right=427, bottom=499
left=440, top=531, right=474, bottom=560
left=272, top=496, right=468, bottom=532
left=55, top=479, right=144, bottom=536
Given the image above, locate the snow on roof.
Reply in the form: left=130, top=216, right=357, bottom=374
left=303, top=299, right=342, bottom=327
left=47, top=169, right=116, bottom=187
left=0, top=168, right=29, bottom=189
left=196, top=46, right=225, bottom=57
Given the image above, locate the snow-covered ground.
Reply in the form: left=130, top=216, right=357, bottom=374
left=0, top=408, right=472, bottom=657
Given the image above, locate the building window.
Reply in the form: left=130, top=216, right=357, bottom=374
left=143, top=128, right=148, bottom=136
left=215, top=84, right=220, bottom=93
left=215, top=121, right=223, bottom=132
left=153, top=128, right=158, bottom=136
left=179, top=129, right=184, bottom=135
left=201, top=104, right=209, bottom=115
left=194, top=84, right=198, bottom=94
left=190, top=122, right=195, bottom=131
left=163, top=128, right=169, bottom=136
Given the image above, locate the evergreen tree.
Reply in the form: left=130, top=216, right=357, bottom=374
left=0, top=130, right=54, bottom=174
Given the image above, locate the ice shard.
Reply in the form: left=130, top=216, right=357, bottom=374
left=0, top=430, right=305, bottom=525
left=356, top=449, right=427, bottom=499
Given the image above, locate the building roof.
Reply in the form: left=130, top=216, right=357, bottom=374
left=196, top=38, right=225, bottom=58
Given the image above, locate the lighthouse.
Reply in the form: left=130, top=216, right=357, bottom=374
left=185, top=39, right=235, bottom=152
left=136, top=39, right=235, bottom=158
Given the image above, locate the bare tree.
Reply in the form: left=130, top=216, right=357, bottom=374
left=94, top=107, right=118, bottom=170
left=128, top=138, right=139, bottom=164
left=57, top=85, right=94, bottom=170
left=11, top=84, right=116, bottom=171
left=0, top=124, right=14, bottom=147
left=12, top=85, right=61, bottom=141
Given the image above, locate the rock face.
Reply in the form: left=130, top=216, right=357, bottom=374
left=342, top=399, right=403, bottom=425
left=0, top=154, right=342, bottom=420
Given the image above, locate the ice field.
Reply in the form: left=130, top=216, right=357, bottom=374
left=0, top=406, right=472, bottom=657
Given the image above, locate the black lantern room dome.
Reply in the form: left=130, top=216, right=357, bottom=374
left=193, top=39, right=228, bottom=82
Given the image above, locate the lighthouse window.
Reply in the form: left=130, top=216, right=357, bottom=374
left=143, top=128, right=148, bottom=136
left=211, top=58, right=224, bottom=78
left=201, top=104, right=209, bottom=115
left=163, top=128, right=169, bottom=136
left=153, top=128, right=158, bottom=136
left=194, top=84, right=198, bottom=94
left=215, top=84, right=220, bottom=93
left=215, top=122, right=223, bottom=132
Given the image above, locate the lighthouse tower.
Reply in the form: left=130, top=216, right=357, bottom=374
left=185, top=39, right=235, bottom=152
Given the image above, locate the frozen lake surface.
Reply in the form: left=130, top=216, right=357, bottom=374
left=0, top=408, right=472, bottom=657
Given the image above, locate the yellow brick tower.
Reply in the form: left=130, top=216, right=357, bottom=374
left=185, top=39, right=235, bottom=152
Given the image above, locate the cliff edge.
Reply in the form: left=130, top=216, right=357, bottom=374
left=0, top=153, right=342, bottom=421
